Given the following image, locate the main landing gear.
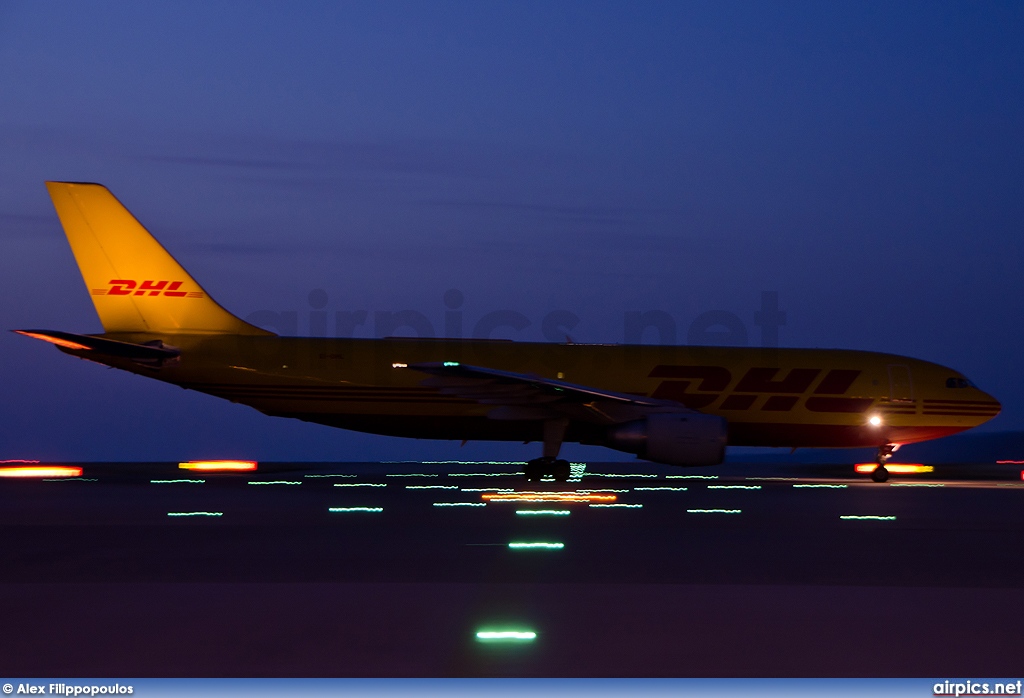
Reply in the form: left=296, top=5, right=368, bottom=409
left=871, top=444, right=897, bottom=483
left=524, top=418, right=572, bottom=483
left=524, top=457, right=572, bottom=482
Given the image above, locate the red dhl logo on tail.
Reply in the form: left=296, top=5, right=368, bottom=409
left=90, top=280, right=205, bottom=299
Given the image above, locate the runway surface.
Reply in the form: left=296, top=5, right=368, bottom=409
left=1, top=460, right=1022, bottom=677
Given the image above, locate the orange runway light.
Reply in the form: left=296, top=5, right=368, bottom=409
left=0, top=466, right=83, bottom=478
left=179, top=460, right=257, bottom=472
left=13, top=331, right=92, bottom=351
left=482, top=491, right=617, bottom=503
left=855, top=463, right=933, bottom=474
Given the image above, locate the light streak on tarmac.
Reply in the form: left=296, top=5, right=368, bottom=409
left=328, top=507, right=383, bottom=513
left=475, top=630, right=536, bottom=642
left=0, top=466, right=83, bottom=478
left=167, top=512, right=223, bottom=517
left=687, top=509, right=741, bottom=514
left=179, top=460, right=256, bottom=472
left=151, top=479, right=205, bottom=484
left=840, top=515, right=896, bottom=521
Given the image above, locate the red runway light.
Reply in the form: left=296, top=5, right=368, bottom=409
left=996, top=460, right=1024, bottom=464
left=179, top=460, right=257, bottom=472
left=0, top=466, right=83, bottom=478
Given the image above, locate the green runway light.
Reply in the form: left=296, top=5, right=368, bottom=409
left=708, top=485, right=761, bottom=490
left=424, top=460, right=523, bottom=465
left=167, top=512, right=222, bottom=517
left=248, top=480, right=301, bottom=485
left=577, top=488, right=628, bottom=493
left=667, top=474, right=718, bottom=479
left=475, top=630, right=536, bottom=642
left=840, top=515, right=896, bottom=521
left=329, top=507, right=383, bottom=513
left=589, top=503, right=643, bottom=508
left=151, top=479, right=205, bottom=484
left=406, top=485, right=458, bottom=490
left=385, top=473, right=438, bottom=477
left=446, top=472, right=523, bottom=477
left=433, top=502, right=486, bottom=507
left=687, top=509, right=741, bottom=514
left=443, top=361, right=460, bottom=367
left=747, top=477, right=800, bottom=481
left=334, top=483, right=386, bottom=487
left=585, top=473, right=657, bottom=478
left=304, top=474, right=356, bottom=478
left=508, top=542, right=564, bottom=550
left=516, top=509, right=570, bottom=516
left=633, top=486, right=688, bottom=491
left=794, top=484, right=848, bottom=489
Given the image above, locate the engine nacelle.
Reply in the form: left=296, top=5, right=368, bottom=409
left=606, top=413, right=727, bottom=466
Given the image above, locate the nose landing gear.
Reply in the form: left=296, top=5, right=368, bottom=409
left=871, top=444, right=897, bottom=483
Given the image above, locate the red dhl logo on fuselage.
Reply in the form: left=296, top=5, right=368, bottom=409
left=90, top=280, right=205, bottom=298
left=648, top=365, right=999, bottom=416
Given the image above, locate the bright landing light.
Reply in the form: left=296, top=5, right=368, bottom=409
left=0, top=466, right=83, bottom=478
left=868, top=415, right=883, bottom=427
left=179, top=460, right=257, bottom=472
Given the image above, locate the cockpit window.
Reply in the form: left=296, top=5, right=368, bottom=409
left=946, top=377, right=975, bottom=389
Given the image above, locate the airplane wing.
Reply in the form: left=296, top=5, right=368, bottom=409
left=410, top=361, right=689, bottom=424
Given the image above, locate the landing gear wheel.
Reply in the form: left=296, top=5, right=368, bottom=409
left=524, top=461, right=545, bottom=482
left=871, top=465, right=890, bottom=483
left=552, top=459, right=571, bottom=482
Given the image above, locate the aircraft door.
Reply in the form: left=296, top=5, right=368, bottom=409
left=887, top=364, right=914, bottom=403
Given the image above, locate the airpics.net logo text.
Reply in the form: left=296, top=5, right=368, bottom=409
left=244, top=289, right=787, bottom=347
left=934, top=680, right=1023, bottom=696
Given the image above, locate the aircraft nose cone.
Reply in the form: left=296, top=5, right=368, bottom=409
left=981, top=390, right=1002, bottom=422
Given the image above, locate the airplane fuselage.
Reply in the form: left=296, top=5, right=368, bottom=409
left=70, top=333, right=1000, bottom=451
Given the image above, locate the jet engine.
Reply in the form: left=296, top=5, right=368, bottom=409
left=605, top=412, right=727, bottom=466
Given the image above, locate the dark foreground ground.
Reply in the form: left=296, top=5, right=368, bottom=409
left=1, top=460, right=1022, bottom=677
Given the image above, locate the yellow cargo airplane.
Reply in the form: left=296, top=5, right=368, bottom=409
left=15, top=182, right=1001, bottom=482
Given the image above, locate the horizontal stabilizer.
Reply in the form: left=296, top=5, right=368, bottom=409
left=13, top=329, right=180, bottom=362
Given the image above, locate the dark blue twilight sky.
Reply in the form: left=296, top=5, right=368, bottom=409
left=1, top=2, right=1021, bottom=462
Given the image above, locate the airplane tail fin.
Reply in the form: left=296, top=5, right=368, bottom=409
left=45, top=181, right=273, bottom=336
